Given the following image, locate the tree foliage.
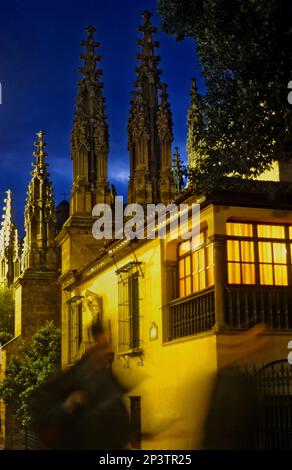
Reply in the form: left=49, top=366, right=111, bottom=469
left=159, top=0, right=292, bottom=188
left=0, top=287, right=14, bottom=345
left=0, top=322, right=61, bottom=425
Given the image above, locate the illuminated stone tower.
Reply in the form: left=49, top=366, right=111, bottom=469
left=0, top=190, right=20, bottom=287
left=57, top=27, right=111, bottom=275
left=128, top=11, right=176, bottom=205
left=14, top=132, right=60, bottom=338
left=70, top=26, right=110, bottom=215
left=22, top=131, right=58, bottom=272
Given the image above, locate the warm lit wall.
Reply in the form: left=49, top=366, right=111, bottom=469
left=62, top=233, right=218, bottom=449
left=61, top=200, right=292, bottom=449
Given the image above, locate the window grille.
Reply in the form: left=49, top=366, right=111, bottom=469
left=118, top=262, right=142, bottom=353
left=67, top=296, right=83, bottom=364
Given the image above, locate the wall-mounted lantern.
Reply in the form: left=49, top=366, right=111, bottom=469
left=149, top=322, right=158, bottom=341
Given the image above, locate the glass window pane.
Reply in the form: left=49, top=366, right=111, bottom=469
left=199, top=271, right=206, bottom=290
left=240, top=241, right=254, bottom=262
left=274, top=265, right=288, bottom=286
left=241, top=263, right=255, bottom=284
left=206, top=245, right=214, bottom=268
left=257, top=225, right=285, bottom=239
left=185, top=255, right=191, bottom=276
left=226, top=222, right=253, bottom=237
left=289, top=226, right=292, bottom=240
left=198, top=248, right=205, bottom=271
left=179, top=279, right=185, bottom=297
left=259, top=264, right=273, bottom=285
left=272, top=243, right=287, bottom=264
left=178, top=259, right=185, bottom=279
left=192, top=273, right=199, bottom=292
left=185, top=276, right=191, bottom=296
left=258, top=242, right=272, bottom=263
left=206, top=267, right=214, bottom=287
left=228, top=262, right=241, bottom=284
left=178, top=240, right=191, bottom=256
left=192, top=252, right=198, bottom=273
left=227, top=240, right=240, bottom=261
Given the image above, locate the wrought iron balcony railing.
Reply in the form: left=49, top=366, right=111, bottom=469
left=168, top=287, right=215, bottom=340
left=225, top=286, right=292, bottom=329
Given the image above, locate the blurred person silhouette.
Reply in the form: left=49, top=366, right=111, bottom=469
left=202, top=325, right=268, bottom=450
left=30, top=319, right=130, bottom=450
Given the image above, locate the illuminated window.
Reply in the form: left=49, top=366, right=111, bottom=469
left=226, top=222, right=253, bottom=237
left=227, top=222, right=292, bottom=286
left=227, top=239, right=255, bottom=284
left=257, top=225, right=285, bottom=239
left=178, top=230, right=214, bottom=297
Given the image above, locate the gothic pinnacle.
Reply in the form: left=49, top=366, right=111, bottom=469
left=23, top=132, right=56, bottom=271
left=73, top=26, right=108, bottom=149
left=33, top=131, right=49, bottom=176
left=138, top=10, right=157, bottom=46
left=70, top=26, right=110, bottom=210
left=136, top=10, right=161, bottom=85
left=85, top=25, right=96, bottom=37
left=128, top=11, right=175, bottom=205
left=0, top=189, right=19, bottom=286
left=187, top=77, right=205, bottom=168
left=0, top=189, right=13, bottom=256
left=157, top=83, right=173, bottom=142
left=188, top=78, right=203, bottom=132
left=173, top=147, right=185, bottom=193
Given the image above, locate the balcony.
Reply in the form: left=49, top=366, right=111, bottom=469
left=225, top=286, right=292, bottom=329
left=167, top=284, right=292, bottom=342
left=168, top=287, right=215, bottom=340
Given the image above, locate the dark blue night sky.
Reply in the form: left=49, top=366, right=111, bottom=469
left=0, top=0, right=202, bottom=232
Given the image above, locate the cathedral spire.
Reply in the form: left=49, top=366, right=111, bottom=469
left=136, top=10, right=161, bottom=91
left=22, top=132, right=58, bottom=272
left=173, top=147, right=185, bottom=194
left=0, top=189, right=20, bottom=286
left=187, top=78, right=204, bottom=169
left=0, top=189, right=13, bottom=259
left=33, top=130, right=49, bottom=177
left=128, top=11, right=175, bottom=205
left=71, top=26, right=110, bottom=215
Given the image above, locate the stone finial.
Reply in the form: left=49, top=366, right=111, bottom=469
left=187, top=77, right=204, bottom=167
left=33, top=131, right=49, bottom=176
left=157, top=83, right=173, bottom=142
left=173, top=147, right=185, bottom=193
left=72, top=26, right=109, bottom=169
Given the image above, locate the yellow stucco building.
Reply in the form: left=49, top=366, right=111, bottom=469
left=58, top=185, right=292, bottom=449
